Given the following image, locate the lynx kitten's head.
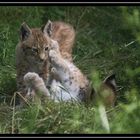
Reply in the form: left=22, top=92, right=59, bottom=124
left=19, top=20, right=53, bottom=64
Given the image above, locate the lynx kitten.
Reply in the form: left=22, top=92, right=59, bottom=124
left=24, top=40, right=91, bottom=103
left=15, top=20, right=75, bottom=103
left=24, top=40, right=117, bottom=107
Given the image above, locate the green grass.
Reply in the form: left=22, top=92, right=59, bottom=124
left=0, top=6, right=140, bottom=134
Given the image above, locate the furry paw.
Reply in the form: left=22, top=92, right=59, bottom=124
left=49, top=50, right=63, bottom=68
left=49, top=49, right=65, bottom=70
left=24, top=72, right=40, bottom=85
left=50, top=39, right=59, bottom=50
left=49, top=50, right=59, bottom=63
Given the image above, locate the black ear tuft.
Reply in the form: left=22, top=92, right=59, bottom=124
left=42, top=20, right=52, bottom=37
left=103, top=74, right=117, bottom=90
left=20, top=22, right=31, bottom=41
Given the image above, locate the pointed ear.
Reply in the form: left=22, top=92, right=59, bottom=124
left=103, top=74, right=117, bottom=90
left=41, top=20, right=52, bottom=37
left=20, top=22, right=31, bottom=41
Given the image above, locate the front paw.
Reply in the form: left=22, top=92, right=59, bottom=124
left=50, top=39, right=59, bottom=50
left=24, top=72, right=40, bottom=84
left=49, top=50, right=58, bottom=62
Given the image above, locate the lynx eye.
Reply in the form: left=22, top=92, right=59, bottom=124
left=32, top=48, right=38, bottom=53
left=45, top=47, right=48, bottom=51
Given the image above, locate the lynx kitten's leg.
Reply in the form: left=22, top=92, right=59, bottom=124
left=49, top=40, right=69, bottom=72
left=24, top=72, right=50, bottom=97
left=49, top=50, right=65, bottom=68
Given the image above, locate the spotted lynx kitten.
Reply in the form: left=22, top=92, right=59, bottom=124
left=16, top=20, right=117, bottom=106
left=24, top=39, right=91, bottom=103
left=15, top=20, right=75, bottom=104
left=24, top=40, right=117, bottom=107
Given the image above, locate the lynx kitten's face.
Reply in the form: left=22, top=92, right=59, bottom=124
left=22, top=29, right=51, bottom=64
left=20, top=21, right=52, bottom=65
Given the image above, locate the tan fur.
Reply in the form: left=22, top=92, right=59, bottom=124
left=51, top=21, right=75, bottom=62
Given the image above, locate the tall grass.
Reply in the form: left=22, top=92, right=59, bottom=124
left=0, top=6, right=140, bottom=134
